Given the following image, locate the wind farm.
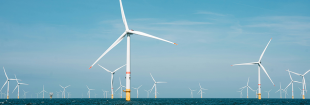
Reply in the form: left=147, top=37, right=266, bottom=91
left=0, top=0, right=310, bottom=104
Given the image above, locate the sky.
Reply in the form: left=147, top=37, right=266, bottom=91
left=0, top=0, right=310, bottom=99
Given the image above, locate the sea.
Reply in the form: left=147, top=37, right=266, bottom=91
left=0, top=98, right=309, bottom=105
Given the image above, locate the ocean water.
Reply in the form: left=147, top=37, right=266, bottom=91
left=0, top=98, right=309, bottom=105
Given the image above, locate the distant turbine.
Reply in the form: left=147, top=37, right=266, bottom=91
left=0, top=67, right=18, bottom=99
left=115, top=77, right=125, bottom=98
left=39, top=85, right=48, bottom=98
left=265, top=90, right=271, bottom=98
left=132, top=85, right=142, bottom=98
left=284, top=70, right=302, bottom=99
left=98, top=64, right=125, bottom=99
left=240, top=77, right=255, bottom=98
left=56, top=91, right=60, bottom=98
left=232, top=38, right=275, bottom=100
left=23, top=90, right=28, bottom=98
left=189, top=88, right=196, bottom=98
left=145, top=90, right=150, bottom=98
left=150, top=73, right=167, bottom=98
left=86, top=85, right=94, bottom=98
left=237, top=88, right=244, bottom=98
left=197, top=83, right=207, bottom=98
left=88, top=0, right=177, bottom=101
left=275, top=83, right=283, bottom=98
left=60, top=85, right=70, bottom=98
left=67, top=92, right=70, bottom=98
left=12, top=74, right=28, bottom=99
left=286, top=69, right=310, bottom=99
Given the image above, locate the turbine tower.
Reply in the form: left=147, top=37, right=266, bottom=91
left=265, top=90, right=271, bottom=98
left=115, top=77, right=125, bottom=98
left=197, top=83, right=207, bottom=98
left=98, top=64, right=125, bottom=99
left=12, top=74, right=28, bottom=99
left=86, top=85, right=94, bottom=98
left=132, top=85, right=142, bottom=98
left=240, top=77, right=255, bottom=98
left=60, top=85, right=70, bottom=98
left=150, top=73, right=167, bottom=98
left=88, top=0, right=177, bottom=101
left=0, top=67, right=18, bottom=99
left=284, top=70, right=302, bottom=99
left=231, top=38, right=275, bottom=100
left=286, top=69, right=310, bottom=99
left=275, top=83, right=283, bottom=98
left=39, top=85, right=48, bottom=98
left=189, top=88, right=196, bottom=98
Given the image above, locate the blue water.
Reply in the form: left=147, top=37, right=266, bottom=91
left=0, top=98, right=310, bottom=105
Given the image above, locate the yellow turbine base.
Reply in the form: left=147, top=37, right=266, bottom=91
left=7, top=96, right=9, bottom=99
left=247, top=96, right=248, bottom=98
left=155, top=95, right=157, bottom=98
left=18, top=96, right=19, bottom=99
left=258, top=93, right=261, bottom=100
left=125, top=89, right=131, bottom=101
left=111, top=94, right=113, bottom=99
left=303, top=95, right=305, bottom=99
left=292, top=96, right=294, bottom=99
left=50, top=96, right=52, bottom=99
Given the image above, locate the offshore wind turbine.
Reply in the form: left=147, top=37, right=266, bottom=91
left=150, top=73, right=167, bottom=98
left=23, top=90, right=28, bottom=98
left=231, top=38, right=275, bottom=100
left=39, top=85, right=48, bottom=98
left=284, top=70, right=302, bottom=99
left=115, top=77, right=125, bottom=98
left=88, top=0, right=177, bottom=101
left=265, top=90, right=271, bottom=98
left=197, top=83, right=207, bottom=98
left=275, top=83, right=283, bottom=98
left=86, top=85, right=94, bottom=98
left=286, top=69, right=310, bottom=99
left=98, top=64, right=125, bottom=99
left=60, top=85, right=70, bottom=98
left=189, top=88, right=196, bottom=98
left=132, top=85, right=142, bottom=98
left=12, top=74, right=28, bottom=99
left=240, top=77, right=255, bottom=98
left=0, top=67, right=19, bottom=99
left=145, top=90, right=150, bottom=98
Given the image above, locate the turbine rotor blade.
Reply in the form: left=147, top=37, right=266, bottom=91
left=303, top=70, right=310, bottom=76
left=97, top=64, right=112, bottom=73
left=0, top=81, right=7, bottom=92
left=128, top=30, right=177, bottom=45
left=113, top=64, right=126, bottom=73
left=3, top=67, right=8, bottom=80
left=119, top=0, right=129, bottom=30
left=150, top=73, right=156, bottom=82
left=259, top=63, right=275, bottom=86
left=12, top=85, right=18, bottom=93
left=259, top=38, right=272, bottom=62
left=232, top=62, right=257, bottom=66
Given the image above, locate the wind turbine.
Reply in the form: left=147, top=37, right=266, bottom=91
left=67, top=92, right=70, bottom=98
left=0, top=67, right=18, bottom=99
left=265, top=90, right=271, bottom=98
left=240, top=77, right=255, bottom=98
left=275, top=83, right=283, bottom=98
left=56, top=91, right=60, bottom=98
left=231, top=38, right=275, bottom=100
left=189, top=88, right=196, bottom=98
left=150, top=73, right=167, bottom=98
left=12, top=74, right=28, bottom=99
left=133, top=85, right=142, bottom=98
left=286, top=69, right=310, bottom=99
left=23, top=90, right=28, bottom=98
left=60, top=85, right=70, bottom=98
left=39, top=85, right=48, bottom=98
left=86, top=85, right=94, bottom=98
left=284, top=70, right=302, bottom=99
left=115, top=77, right=125, bottom=98
left=197, top=83, right=207, bottom=98
left=145, top=90, right=150, bottom=98
left=88, top=0, right=177, bottom=101
left=98, top=64, right=125, bottom=99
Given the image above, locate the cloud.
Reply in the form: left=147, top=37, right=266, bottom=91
left=195, top=11, right=226, bottom=16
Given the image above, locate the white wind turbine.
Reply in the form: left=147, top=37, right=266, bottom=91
left=23, top=90, right=28, bottom=98
left=265, top=90, right=271, bottom=98
left=60, top=85, right=70, bottom=98
left=115, top=77, right=125, bottom=98
left=133, top=85, right=142, bottom=98
left=231, top=38, right=275, bottom=100
left=240, top=77, right=255, bottom=98
left=197, top=83, right=207, bottom=98
left=284, top=70, right=302, bottom=99
left=56, top=91, right=60, bottom=98
left=150, top=73, right=167, bottom=98
left=0, top=67, right=19, bottom=99
left=275, top=83, right=283, bottom=98
left=237, top=88, right=244, bottom=98
left=39, top=85, right=48, bottom=98
left=189, top=88, right=196, bottom=98
left=86, top=85, right=94, bottom=98
left=88, top=0, right=177, bottom=101
left=102, top=90, right=108, bottom=98
left=145, top=90, right=150, bottom=98
left=98, top=64, right=125, bottom=99
left=12, top=74, right=28, bottom=99
left=286, top=69, right=310, bottom=99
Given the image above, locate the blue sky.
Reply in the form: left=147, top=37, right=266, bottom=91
left=0, top=0, right=310, bottom=98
